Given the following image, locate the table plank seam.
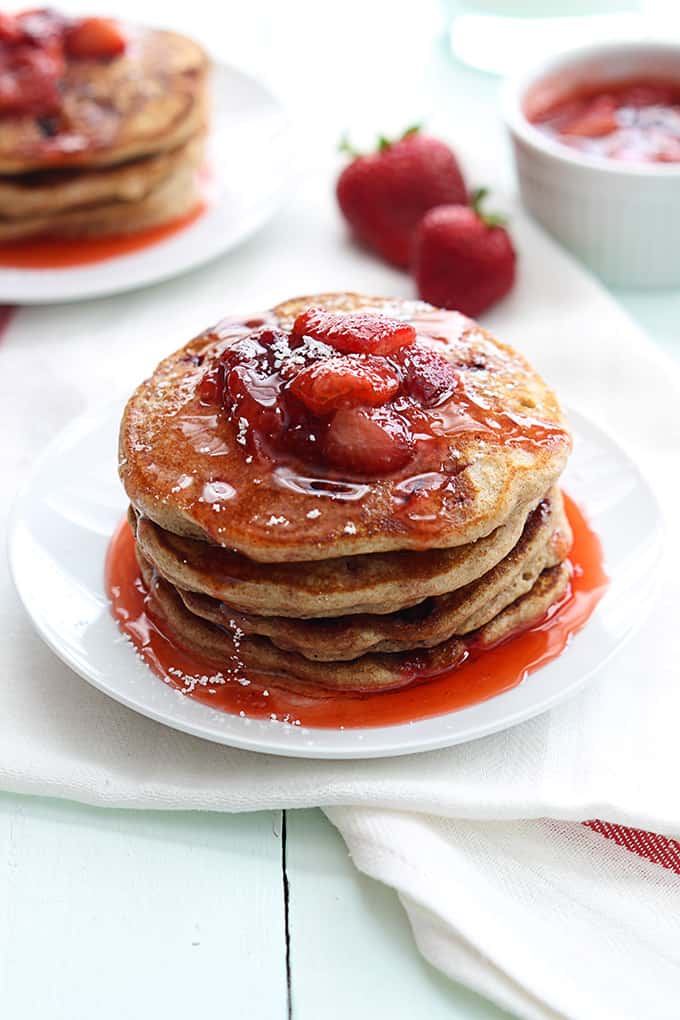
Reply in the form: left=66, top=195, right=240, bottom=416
left=282, top=810, right=293, bottom=1020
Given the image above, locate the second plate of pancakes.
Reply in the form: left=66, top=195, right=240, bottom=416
left=8, top=398, right=662, bottom=758
left=0, top=59, right=289, bottom=304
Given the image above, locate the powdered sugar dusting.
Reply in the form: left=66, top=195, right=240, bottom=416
left=265, top=514, right=289, bottom=527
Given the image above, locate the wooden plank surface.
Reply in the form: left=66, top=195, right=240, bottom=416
left=284, top=809, right=512, bottom=1020
left=0, top=793, right=288, bottom=1020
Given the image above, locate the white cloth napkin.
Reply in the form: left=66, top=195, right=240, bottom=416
left=3, top=168, right=680, bottom=1020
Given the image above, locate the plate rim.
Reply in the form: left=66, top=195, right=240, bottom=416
left=7, top=399, right=664, bottom=759
left=0, top=60, right=291, bottom=305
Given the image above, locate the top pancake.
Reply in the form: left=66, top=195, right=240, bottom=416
left=0, top=26, right=208, bottom=173
left=119, top=293, right=572, bottom=562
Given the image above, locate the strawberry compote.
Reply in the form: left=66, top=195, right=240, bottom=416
left=0, top=9, right=126, bottom=119
left=120, top=299, right=572, bottom=558
left=529, top=77, right=680, bottom=163
left=197, top=305, right=565, bottom=480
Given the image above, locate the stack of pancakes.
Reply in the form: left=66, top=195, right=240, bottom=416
left=120, top=294, right=573, bottom=694
left=0, top=25, right=208, bottom=240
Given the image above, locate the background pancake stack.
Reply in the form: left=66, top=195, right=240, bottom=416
left=0, top=24, right=209, bottom=240
left=120, top=294, right=574, bottom=694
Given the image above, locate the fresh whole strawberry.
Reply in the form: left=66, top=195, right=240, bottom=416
left=336, top=125, right=467, bottom=269
left=413, top=189, right=516, bottom=317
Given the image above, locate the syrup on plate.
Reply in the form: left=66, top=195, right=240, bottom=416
left=0, top=199, right=206, bottom=269
left=105, top=492, right=608, bottom=730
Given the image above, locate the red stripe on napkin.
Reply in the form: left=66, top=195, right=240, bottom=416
left=585, top=821, right=680, bottom=874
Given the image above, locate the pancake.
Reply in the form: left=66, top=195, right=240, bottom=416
left=0, top=133, right=204, bottom=220
left=120, top=293, right=572, bottom=562
left=117, top=294, right=575, bottom=696
left=132, top=494, right=538, bottom=618
left=169, top=491, right=572, bottom=660
left=137, top=550, right=571, bottom=692
left=0, top=26, right=209, bottom=173
left=0, top=136, right=203, bottom=240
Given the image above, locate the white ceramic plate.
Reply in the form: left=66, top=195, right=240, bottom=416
left=8, top=400, right=662, bottom=759
left=0, top=63, right=289, bottom=304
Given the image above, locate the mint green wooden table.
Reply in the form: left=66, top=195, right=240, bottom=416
left=1, top=4, right=677, bottom=1017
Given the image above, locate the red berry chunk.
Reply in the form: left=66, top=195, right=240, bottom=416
left=398, top=346, right=458, bottom=407
left=198, top=363, right=224, bottom=405
left=292, top=307, right=415, bottom=356
left=325, top=407, right=413, bottom=474
left=16, top=10, right=66, bottom=46
left=0, top=11, right=126, bottom=119
left=0, top=14, right=24, bottom=44
left=621, top=83, right=674, bottom=108
left=195, top=312, right=469, bottom=478
left=65, top=18, right=126, bottom=59
left=226, top=364, right=286, bottom=440
left=0, top=44, right=62, bottom=117
left=561, top=95, right=618, bottom=138
left=289, top=355, right=400, bottom=415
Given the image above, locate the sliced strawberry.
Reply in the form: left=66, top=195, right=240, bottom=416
left=397, top=346, right=458, bottom=407
left=219, top=330, right=280, bottom=375
left=292, top=307, right=415, bottom=356
left=324, top=407, right=413, bottom=474
left=65, top=17, right=126, bottom=60
left=0, top=14, right=24, bottom=45
left=561, top=96, right=618, bottom=138
left=621, top=84, right=674, bottom=108
left=0, top=45, right=62, bottom=116
left=198, top=363, right=225, bottom=406
left=289, top=355, right=400, bottom=415
left=17, top=10, right=67, bottom=46
left=0, top=11, right=66, bottom=117
left=227, top=365, right=285, bottom=439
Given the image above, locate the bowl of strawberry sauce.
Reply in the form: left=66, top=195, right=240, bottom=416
left=502, top=42, right=680, bottom=288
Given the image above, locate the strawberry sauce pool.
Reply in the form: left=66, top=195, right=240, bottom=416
left=528, top=77, right=680, bottom=162
left=0, top=200, right=206, bottom=269
left=105, top=492, right=608, bottom=730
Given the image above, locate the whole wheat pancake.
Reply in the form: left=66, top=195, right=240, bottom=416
left=0, top=26, right=208, bottom=173
left=138, top=551, right=571, bottom=691
left=170, top=491, right=572, bottom=660
left=0, top=133, right=203, bottom=221
left=120, top=294, right=572, bottom=562
left=0, top=140, right=201, bottom=240
left=132, top=494, right=538, bottom=618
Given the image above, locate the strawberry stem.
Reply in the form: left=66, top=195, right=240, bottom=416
left=471, top=187, right=507, bottom=228
left=339, top=134, right=362, bottom=158
left=377, top=123, right=423, bottom=151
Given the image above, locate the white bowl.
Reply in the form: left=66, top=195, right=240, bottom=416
left=502, top=41, right=680, bottom=289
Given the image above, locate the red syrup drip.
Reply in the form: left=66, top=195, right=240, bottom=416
left=0, top=198, right=207, bottom=269
left=105, top=492, right=608, bottom=730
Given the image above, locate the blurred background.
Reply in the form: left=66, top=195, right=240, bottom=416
left=42, top=1, right=680, bottom=154
left=14, top=0, right=680, bottom=336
